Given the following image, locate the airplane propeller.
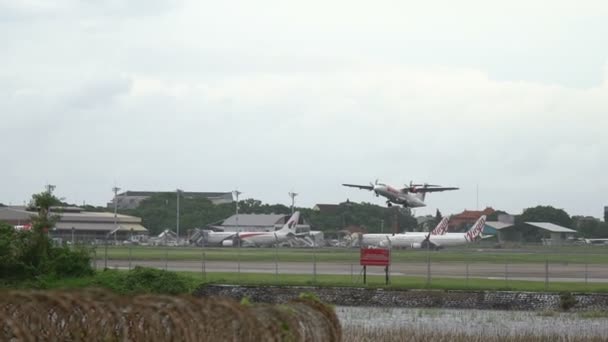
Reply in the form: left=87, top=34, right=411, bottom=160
left=370, top=179, right=379, bottom=197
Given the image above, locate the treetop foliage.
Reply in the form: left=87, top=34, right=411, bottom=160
left=517, top=205, right=573, bottom=228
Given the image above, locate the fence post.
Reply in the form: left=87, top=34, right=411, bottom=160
left=237, top=232, right=241, bottom=284
left=128, top=228, right=133, bottom=271
left=164, top=235, right=168, bottom=271
left=93, top=245, right=97, bottom=271
left=426, top=245, right=431, bottom=287
left=544, top=257, right=549, bottom=291
left=585, top=253, right=589, bottom=285
left=104, top=234, right=108, bottom=269
left=201, top=246, right=206, bottom=282
left=504, top=256, right=509, bottom=287
left=274, top=233, right=279, bottom=283
left=312, top=240, right=317, bottom=285
left=386, top=237, right=392, bottom=285
left=465, top=262, right=469, bottom=288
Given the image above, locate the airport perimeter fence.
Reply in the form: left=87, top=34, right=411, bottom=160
left=65, top=236, right=608, bottom=290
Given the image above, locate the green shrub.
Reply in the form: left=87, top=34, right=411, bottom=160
left=0, top=222, right=95, bottom=280
left=559, top=291, right=577, bottom=311
left=44, top=247, right=94, bottom=277
left=95, top=267, right=190, bottom=295
left=0, top=224, right=36, bottom=280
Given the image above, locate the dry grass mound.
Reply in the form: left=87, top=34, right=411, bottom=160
left=0, top=289, right=341, bottom=341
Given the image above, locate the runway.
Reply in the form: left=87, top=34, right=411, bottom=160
left=96, top=259, right=608, bottom=283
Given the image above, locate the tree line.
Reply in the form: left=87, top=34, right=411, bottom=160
left=120, top=194, right=607, bottom=239
left=118, top=194, right=419, bottom=236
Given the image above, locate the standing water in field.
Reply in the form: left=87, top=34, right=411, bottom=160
left=337, top=307, right=608, bottom=340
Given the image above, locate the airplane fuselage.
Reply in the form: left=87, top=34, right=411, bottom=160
left=362, top=232, right=430, bottom=246
left=238, top=231, right=293, bottom=246
left=389, top=216, right=486, bottom=249
left=205, top=211, right=301, bottom=247
left=206, top=230, right=293, bottom=246
left=205, top=231, right=235, bottom=245
left=384, top=233, right=474, bottom=248
left=372, top=184, right=426, bottom=208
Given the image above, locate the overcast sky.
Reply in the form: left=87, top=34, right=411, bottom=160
left=1, top=0, right=607, bottom=218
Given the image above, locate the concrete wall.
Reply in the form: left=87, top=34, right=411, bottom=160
left=194, top=285, right=608, bottom=312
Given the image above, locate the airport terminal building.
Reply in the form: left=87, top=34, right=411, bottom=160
left=0, top=206, right=148, bottom=242
left=210, top=213, right=311, bottom=235
left=484, top=221, right=577, bottom=245
left=108, top=190, right=233, bottom=210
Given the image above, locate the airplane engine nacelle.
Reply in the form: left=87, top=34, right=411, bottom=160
left=410, top=243, right=422, bottom=249
left=221, top=240, right=234, bottom=247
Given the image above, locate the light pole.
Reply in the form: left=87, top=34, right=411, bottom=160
left=105, top=186, right=120, bottom=269
left=288, top=191, right=298, bottom=214
left=176, top=189, right=182, bottom=243
left=45, top=184, right=56, bottom=194
left=232, top=190, right=242, bottom=232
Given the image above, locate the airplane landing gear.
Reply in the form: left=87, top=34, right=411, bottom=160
left=386, top=201, right=392, bottom=207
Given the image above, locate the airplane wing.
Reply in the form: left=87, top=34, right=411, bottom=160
left=413, top=186, right=459, bottom=193
left=342, top=183, right=374, bottom=190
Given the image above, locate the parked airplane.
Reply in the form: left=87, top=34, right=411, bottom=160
left=361, top=216, right=450, bottom=246
left=342, top=180, right=458, bottom=208
left=386, top=215, right=487, bottom=249
left=204, top=212, right=300, bottom=247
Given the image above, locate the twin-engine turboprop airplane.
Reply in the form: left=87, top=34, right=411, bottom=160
left=205, top=211, right=300, bottom=247
left=342, top=180, right=458, bottom=208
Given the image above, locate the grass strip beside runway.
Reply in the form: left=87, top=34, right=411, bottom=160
left=98, top=246, right=608, bottom=264
left=184, top=272, right=608, bottom=293
left=4, top=269, right=608, bottom=293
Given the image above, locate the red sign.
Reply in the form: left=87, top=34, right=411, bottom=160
left=360, top=248, right=390, bottom=266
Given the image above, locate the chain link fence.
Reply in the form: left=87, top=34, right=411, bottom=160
left=64, top=235, right=608, bottom=289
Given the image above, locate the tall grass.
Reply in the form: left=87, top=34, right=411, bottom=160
left=0, top=289, right=341, bottom=341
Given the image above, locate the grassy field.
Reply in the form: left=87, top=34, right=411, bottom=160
left=95, top=245, right=608, bottom=264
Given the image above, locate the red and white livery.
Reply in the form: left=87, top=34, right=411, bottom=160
left=342, top=180, right=458, bottom=208
left=205, top=212, right=301, bottom=247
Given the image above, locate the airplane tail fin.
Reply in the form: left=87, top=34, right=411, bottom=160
left=430, top=216, right=450, bottom=235
left=465, top=215, right=486, bottom=242
left=279, top=211, right=300, bottom=234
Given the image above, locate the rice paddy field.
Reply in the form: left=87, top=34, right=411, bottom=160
left=338, top=307, right=608, bottom=341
